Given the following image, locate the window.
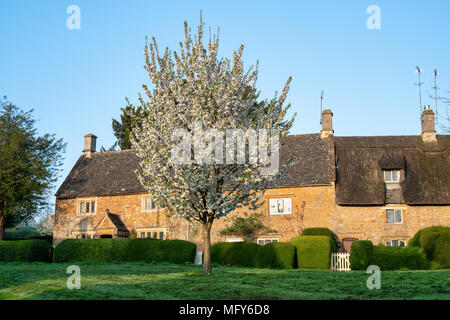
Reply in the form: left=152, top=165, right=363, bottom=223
left=137, top=229, right=166, bottom=239
left=269, top=198, right=291, bottom=215
left=257, top=238, right=279, bottom=245
left=79, top=200, right=96, bottom=214
left=143, top=197, right=157, bottom=212
left=384, top=170, right=400, bottom=182
left=385, top=240, right=406, bottom=246
left=386, top=209, right=402, bottom=224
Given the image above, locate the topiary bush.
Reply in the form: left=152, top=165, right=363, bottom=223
left=301, top=228, right=338, bottom=252
left=255, top=242, right=295, bottom=269
left=53, top=238, right=196, bottom=264
left=0, top=240, right=52, bottom=262
left=349, top=240, right=374, bottom=270
left=408, top=226, right=450, bottom=269
left=372, top=245, right=430, bottom=270
left=211, top=241, right=259, bottom=267
left=290, top=235, right=331, bottom=270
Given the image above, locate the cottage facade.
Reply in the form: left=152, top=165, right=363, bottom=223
left=53, top=108, right=450, bottom=251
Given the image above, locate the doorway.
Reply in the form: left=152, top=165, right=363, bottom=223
left=341, top=238, right=359, bottom=253
left=100, top=234, right=113, bottom=239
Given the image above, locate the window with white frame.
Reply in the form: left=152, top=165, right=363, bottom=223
left=384, top=170, right=400, bottom=182
left=269, top=198, right=291, bottom=215
left=386, top=209, right=402, bottom=224
left=143, top=197, right=157, bottom=212
left=385, top=240, right=406, bottom=246
left=257, top=238, right=279, bottom=245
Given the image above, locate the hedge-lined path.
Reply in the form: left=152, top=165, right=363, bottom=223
left=0, top=262, right=448, bottom=300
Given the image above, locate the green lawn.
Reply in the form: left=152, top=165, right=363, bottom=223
left=0, top=262, right=448, bottom=300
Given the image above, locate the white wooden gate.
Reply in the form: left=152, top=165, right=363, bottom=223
left=330, top=253, right=351, bottom=271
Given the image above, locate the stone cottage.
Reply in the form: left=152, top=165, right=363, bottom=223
left=53, top=107, right=449, bottom=251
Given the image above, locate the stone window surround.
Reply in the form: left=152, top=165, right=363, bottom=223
left=384, top=207, right=404, bottom=224
left=385, top=240, right=406, bottom=246
left=77, top=198, right=97, bottom=216
left=141, top=195, right=158, bottom=213
left=257, top=237, right=280, bottom=245
left=225, top=237, right=244, bottom=242
left=136, top=227, right=167, bottom=239
left=72, top=231, right=96, bottom=239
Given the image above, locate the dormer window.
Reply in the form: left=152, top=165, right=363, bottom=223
left=384, top=170, right=400, bottom=182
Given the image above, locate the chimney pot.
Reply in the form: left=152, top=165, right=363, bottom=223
left=421, top=108, right=437, bottom=143
left=321, top=109, right=334, bottom=138
left=84, top=134, right=97, bottom=158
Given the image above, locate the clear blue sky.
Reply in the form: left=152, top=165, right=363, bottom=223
left=1, top=0, right=450, bottom=201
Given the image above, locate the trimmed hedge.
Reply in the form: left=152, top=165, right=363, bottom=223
left=409, top=226, right=450, bottom=269
left=124, top=239, right=196, bottom=264
left=290, top=235, right=331, bottom=270
left=53, top=238, right=196, bottom=264
left=349, top=240, right=374, bottom=270
left=211, top=242, right=259, bottom=267
left=211, top=241, right=295, bottom=269
left=255, top=242, right=296, bottom=269
left=0, top=240, right=53, bottom=262
left=301, top=228, right=337, bottom=252
left=372, top=245, right=430, bottom=270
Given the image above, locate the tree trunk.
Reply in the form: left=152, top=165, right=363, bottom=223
left=0, top=213, right=5, bottom=241
left=202, top=221, right=213, bottom=275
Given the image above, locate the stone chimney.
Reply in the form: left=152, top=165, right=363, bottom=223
left=83, top=134, right=97, bottom=158
left=321, top=109, right=334, bottom=139
left=421, top=106, right=437, bottom=143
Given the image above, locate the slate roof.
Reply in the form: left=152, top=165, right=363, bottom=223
left=55, top=150, right=145, bottom=199
left=335, top=135, right=450, bottom=205
left=55, top=134, right=331, bottom=199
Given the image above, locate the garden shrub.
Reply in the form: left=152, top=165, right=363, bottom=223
left=372, top=245, right=430, bottom=270
left=211, top=241, right=259, bottom=267
left=53, top=238, right=196, bottom=264
left=301, top=228, right=338, bottom=252
left=124, top=239, right=196, bottom=264
left=408, top=226, right=450, bottom=269
left=290, top=235, right=331, bottom=270
left=255, top=242, right=295, bottom=269
left=0, top=240, right=52, bottom=262
left=349, top=240, right=374, bottom=270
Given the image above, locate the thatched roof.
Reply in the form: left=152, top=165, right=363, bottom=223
left=55, top=134, right=331, bottom=199
left=335, top=135, right=450, bottom=205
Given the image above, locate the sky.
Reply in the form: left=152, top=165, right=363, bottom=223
left=1, top=0, right=450, bottom=208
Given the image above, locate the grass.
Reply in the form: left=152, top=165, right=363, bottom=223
left=0, top=262, right=448, bottom=300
